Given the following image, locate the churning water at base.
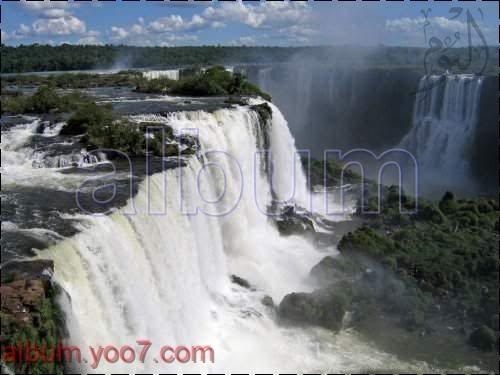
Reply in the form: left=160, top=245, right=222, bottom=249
left=399, top=74, right=483, bottom=193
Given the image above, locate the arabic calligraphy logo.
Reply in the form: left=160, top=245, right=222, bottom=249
left=419, top=7, right=489, bottom=94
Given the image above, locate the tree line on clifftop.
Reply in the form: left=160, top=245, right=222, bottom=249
left=2, top=44, right=497, bottom=75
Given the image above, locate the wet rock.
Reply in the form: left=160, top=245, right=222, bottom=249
left=278, top=289, right=348, bottom=332
left=310, top=255, right=362, bottom=284
left=35, top=120, right=51, bottom=134
left=261, top=295, right=275, bottom=309
left=231, top=275, right=251, bottom=289
left=310, top=256, right=337, bottom=283
left=250, top=102, right=272, bottom=125
left=276, top=206, right=315, bottom=236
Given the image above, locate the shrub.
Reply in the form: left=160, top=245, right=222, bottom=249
left=1, top=86, right=90, bottom=115
left=61, top=102, right=113, bottom=135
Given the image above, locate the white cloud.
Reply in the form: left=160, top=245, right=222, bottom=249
left=211, top=21, right=225, bottom=29
left=19, top=24, right=31, bottom=35
left=9, top=24, right=33, bottom=40
left=109, top=0, right=313, bottom=46
left=1, top=30, right=7, bottom=42
left=32, top=15, right=86, bottom=36
left=78, top=35, right=102, bottom=45
left=203, top=1, right=311, bottom=29
left=432, top=17, right=468, bottom=33
left=129, top=0, right=311, bottom=44
left=149, top=14, right=207, bottom=33
left=20, top=0, right=76, bottom=12
left=386, top=16, right=468, bottom=35
left=41, top=9, right=72, bottom=19
left=278, top=24, right=317, bottom=43
left=108, top=24, right=199, bottom=46
left=131, top=24, right=144, bottom=34
left=110, top=26, right=129, bottom=41
left=384, top=15, right=486, bottom=46
left=133, top=33, right=199, bottom=47
left=386, top=17, right=425, bottom=33
left=230, top=36, right=259, bottom=46
left=16, top=0, right=87, bottom=38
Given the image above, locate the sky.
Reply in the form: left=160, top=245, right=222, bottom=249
left=1, top=0, right=498, bottom=48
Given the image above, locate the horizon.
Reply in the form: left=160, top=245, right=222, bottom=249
left=2, top=43, right=499, bottom=49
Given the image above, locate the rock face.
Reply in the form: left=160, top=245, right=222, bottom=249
left=0, top=260, right=65, bottom=374
left=261, top=295, right=275, bottom=309
left=276, top=206, right=315, bottom=236
left=1, top=279, right=47, bottom=327
left=230, top=274, right=252, bottom=289
left=310, top=256, right=338, bottom=283
left=278, top=289, right=348, bottom=332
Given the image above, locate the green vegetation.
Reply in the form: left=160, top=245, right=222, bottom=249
left=0, top=85, right=182, bottom=157
left=3, top=66, right=271, bottom=100
left=60, top=102, right=182, bottom=157
left=304, top=157, right=362, bottom=187
left=135, top=66, right=271, bottom=100
left=60, top=101, right=114, bottom=136
left=1, top=45, right=298, bottom=73
left=336, top=188, right=498, bottom=348
left=1, top=44, right=497, bottom=75
left=2, top=71, right=141, bottom=89
left=1, top=85, right=89, bottom=115
left=1, top=74, right=270, bottom=158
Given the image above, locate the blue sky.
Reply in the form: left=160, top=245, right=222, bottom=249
left=1, top=0, right=497, bottom=47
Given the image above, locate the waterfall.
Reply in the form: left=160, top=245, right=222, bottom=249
left=399, top=74, right=483, bottom=192
left=143, top=70, right=180, bottom=81
left=42, top=104, right=326, bottom=372
left=12, top=102, right=424, bottom=372
left=1, top=119, right=101, bottom=190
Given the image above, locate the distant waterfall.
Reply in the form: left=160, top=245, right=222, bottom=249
left=143, top=70, right=180, bottom=81
left=400, top=74, right=483, bottom=192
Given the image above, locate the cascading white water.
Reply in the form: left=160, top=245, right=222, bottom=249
left=1, top=120, right=105, bottom=189
left=40, top=104, right=424, bottom=373
left=399, top=74, right=483, bottom=190
left=143, top=70, right=180, bottom=81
